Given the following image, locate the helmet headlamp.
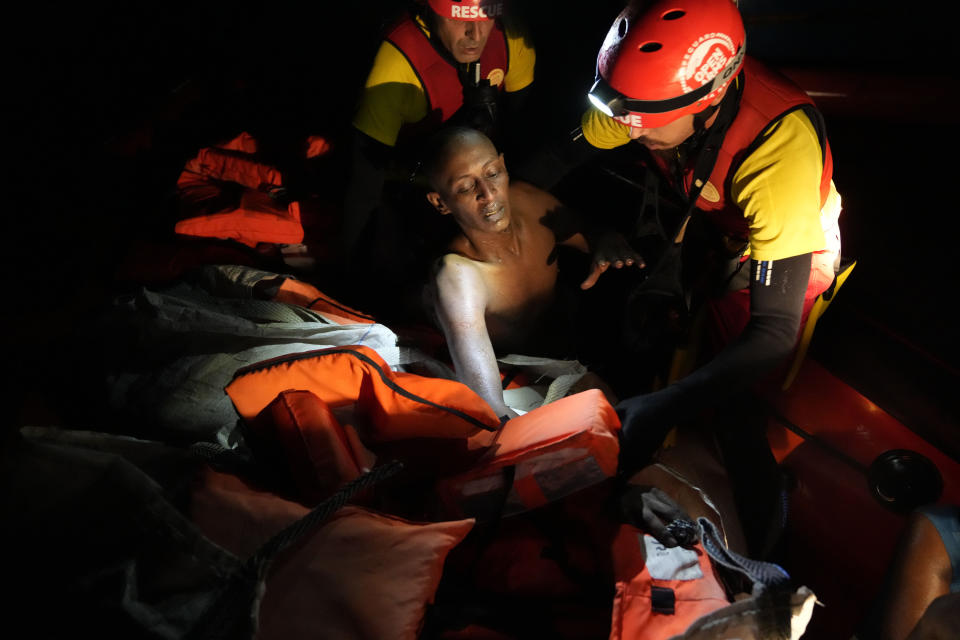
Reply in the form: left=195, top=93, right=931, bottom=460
left=587, top=38, right=745, bottom=128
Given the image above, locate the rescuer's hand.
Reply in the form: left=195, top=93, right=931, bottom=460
left=580, top=230, right=645, bottom=290
left=618, top=484, right=699, bottom=548
left=462, top=78, right=499, bottom=113
left=453, top=79, right=499, bottom=136
left=615, top=386, right=683, bottom=474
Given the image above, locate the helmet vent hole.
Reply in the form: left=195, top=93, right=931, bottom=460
left=618, top=18, right=628, bottom=38
left=639, top=42, right=662, bottom=52
left=662, top=10, right=686, bottom=20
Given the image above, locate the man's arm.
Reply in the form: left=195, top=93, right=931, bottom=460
left=617, top=252, right=812, bottom=470
left=871, top=508, right=956, bottom=640
left=499, top=11, right=536, bottom=158
left=565, top=225, right=645, bottom=290
left=340, top=39, right=427, bottom=260
left=434, top=255, right=518, bottom=420
left=675, top=252, right=810, bottom=393
left=617, top=110, right=831, bottom=470
left=517, top=181, right=644, bottom=288
left=338, top=129, right=391, bottom=261
left=497, top=85, right=533, bottom=159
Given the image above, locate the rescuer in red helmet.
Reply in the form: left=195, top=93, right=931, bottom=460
left=519, top=0, right=843, bottom=484
left=337, top=0, right=536, bottom=285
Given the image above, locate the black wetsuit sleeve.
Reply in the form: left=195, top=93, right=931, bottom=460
left=675, top=252, right=811, bottom=405
left=503, top=84, right=531, bottom=118
left=339, top=128, right=392, bottom=260
left=511, top=126, right=604, bottom=191
left=498, top=84, right=532, bottom=158
left=617, top=252, right=813, bottom=459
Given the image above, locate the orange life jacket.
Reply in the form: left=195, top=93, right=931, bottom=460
left=174, top=131, right=304, bottom=247
left=228, top=343, right=621, bottom=508
left=435, top=389, right=621, bottom=520
left=246, top=389, right=376, bottom=506
left=188, top=468, right=475, bottom=640
left=609, top=525, right=730, bottom=640
left=174, top=183, right=303, bottom=247
left=182, top=146, right=284, bottom=192
left=225, top=345, right=502, bottom=474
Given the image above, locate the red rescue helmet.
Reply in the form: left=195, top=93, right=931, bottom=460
left=588, top=0, right=746, bottom=129
left=428, top=0, right=504, bottom=21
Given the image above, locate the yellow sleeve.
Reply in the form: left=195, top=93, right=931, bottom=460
left=503, top=19, right=535, bottom=93
left=351, top=41, right=429, bottom=147
left=731, top=110, right=829, bottom=261
left=581, top=105, right=631, bottom=150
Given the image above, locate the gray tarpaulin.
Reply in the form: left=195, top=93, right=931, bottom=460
left=99, top=265, right=405, bottom=446
left=96, top=264, right=612, bottom=446
left=2, top=427, right=241, bottom=639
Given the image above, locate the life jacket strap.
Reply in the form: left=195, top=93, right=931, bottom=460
left=698, top=516, right=791, bottom=596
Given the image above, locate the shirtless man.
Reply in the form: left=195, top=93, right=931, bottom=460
left=422, top=127, right=641, bottom=419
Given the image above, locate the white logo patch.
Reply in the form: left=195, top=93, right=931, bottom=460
left=450, top=3, right=503, bottom=19
left=680, top=32, right=736, bottom=93
left=700, top=181, right=720, bottom=203
left=642, top=534, right=704, bottom=581
left=614, top=112, right=644, bottom=128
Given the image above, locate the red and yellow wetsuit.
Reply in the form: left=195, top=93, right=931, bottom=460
left=353, top=12, right=535, bottom=147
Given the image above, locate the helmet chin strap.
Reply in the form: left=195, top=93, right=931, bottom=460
left=692, top=101, right=721, bottom=136
left=669, top=74, right=742, bottom=191
left=675, top=102, right=718, bottom=167
left=684, top=75, right=742, bottom=156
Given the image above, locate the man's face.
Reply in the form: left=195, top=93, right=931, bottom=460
left=433, top=15, right=494, bottom=63
left=627, top=113, right=697, bottom=150
left=427, top=136, right=510, bottom=233
left=624, top=95, right=725, bottom=150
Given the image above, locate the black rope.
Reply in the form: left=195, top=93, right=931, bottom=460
left=247, top=459, right=404, bottom=569
left=186, top=460, right=404, bottom=640
left=761, top=403, right=869, bottom=475
left=189, top=441, right=244, bottom=464
left=188, top=440, right=261, bottom=479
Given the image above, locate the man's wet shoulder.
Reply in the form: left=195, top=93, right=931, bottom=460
left=509, top=180, right=557, bottom=211
left=436, top=251, right=485, bottom=277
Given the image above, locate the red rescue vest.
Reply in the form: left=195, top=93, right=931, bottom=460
left=385, top=14, right=509, bottom=138
left=651, top=57, right=834, bottom=243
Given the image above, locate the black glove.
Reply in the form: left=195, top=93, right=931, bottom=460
left=464, top=76, right=498, bottom=104
left=615, top=385, right=685, bottom=474
left=453, top=78, right=499, bottom=136
left=618, top=484, right=699, bottom=548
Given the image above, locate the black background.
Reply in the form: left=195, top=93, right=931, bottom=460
left=6, top=1, right=957, bottom=456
